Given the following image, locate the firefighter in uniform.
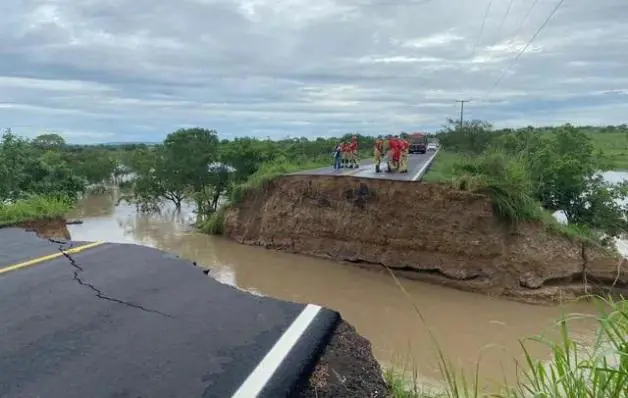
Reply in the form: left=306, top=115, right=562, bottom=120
left=400, top=137, right=409, bottom=173
left=349, top=135, right=359, bottom=168
left=387, top=136, right=401, bottom=172
left=373, top=137, right=384, bottom=173
left=341, top=142, right=351, bottom=168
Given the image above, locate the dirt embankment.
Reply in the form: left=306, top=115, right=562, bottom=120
left=223, top=175, right=628, bottom=303
left=299, top=320, right=389, bottom=397
left=6, top=218, right=71, bottom=240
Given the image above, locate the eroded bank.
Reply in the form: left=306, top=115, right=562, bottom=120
left=10, top=218, right=71, bottom=240
left=223, top=175, right=628, bottom=303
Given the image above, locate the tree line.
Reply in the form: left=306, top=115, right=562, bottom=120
left=3, top=122, right=628, bottom=241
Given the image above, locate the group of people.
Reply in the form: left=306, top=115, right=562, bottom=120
left=374, top=135, right=409, bottom=173
left=333, top=136, right=360, bottom=169
left=333, top=135, right=409, bottom=173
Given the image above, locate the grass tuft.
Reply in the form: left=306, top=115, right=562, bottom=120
left=199, top=206, right=227, bottom=235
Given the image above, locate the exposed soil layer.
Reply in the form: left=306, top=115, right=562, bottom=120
left=6, top=218, right=71, bottom=240
left=224, top=175, right=628, bottom=304
left=299, top=320, right=389, bottom=398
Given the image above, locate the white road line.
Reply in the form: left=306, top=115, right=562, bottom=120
left=411, top=150, right=439, bottom=181
left=231, top=304, right=322, bottom=398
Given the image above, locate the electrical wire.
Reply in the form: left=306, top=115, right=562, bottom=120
left=483, top=0, right=568, bottom=100
left=507, top=0, right=542, bottom=45
left=493, top=0, right=517, bottom=43
left=471, top=0, right=494, bottom=59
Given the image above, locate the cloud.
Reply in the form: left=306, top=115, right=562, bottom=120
left=0, top=0, right=626, bottom=143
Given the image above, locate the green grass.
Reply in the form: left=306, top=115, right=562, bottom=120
left=589, top=131, right=628, bottom=170
left=385, top=294, right=628, bottom=398
left=229, top=156, right=330, bottom=205
left=385, top=369, right=446, bottom=398
left=0, top=195, right=73, bottom=226
left=422, top=150, right=459, bottom=183
left=199, top=205, right=226, bottom=235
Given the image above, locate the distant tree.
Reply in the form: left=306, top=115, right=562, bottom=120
left=32, top=133, right=66, bottom=149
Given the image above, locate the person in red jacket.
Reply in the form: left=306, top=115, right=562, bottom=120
left=387, top=136, right=400, bottom=172
left=341, top=142, right=351, bottom=168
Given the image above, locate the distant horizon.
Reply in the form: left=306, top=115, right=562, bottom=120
left=3, top=122, right=627, bottom=146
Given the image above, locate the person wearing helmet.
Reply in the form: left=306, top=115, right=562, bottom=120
left=349, top=135, right=359, bottom=168
left=341, top=141, right=351, bottom=168
left=400, top=136, right=409, bottom=173
left=387, top=135, right=400, bottom=172
left=373, top=136, right=384, bottom=173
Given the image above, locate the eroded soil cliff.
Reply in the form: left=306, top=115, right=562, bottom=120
left=299, top=320, right=389, bottom=397
left=7, top=218, right=71, bottom=240
left=224, top=175, right=628, bottom=303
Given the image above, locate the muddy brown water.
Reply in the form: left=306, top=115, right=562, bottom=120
left=68, top=191, right=599, bottom=390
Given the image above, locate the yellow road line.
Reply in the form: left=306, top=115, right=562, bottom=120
left=0, top=241, right=106, bottom=275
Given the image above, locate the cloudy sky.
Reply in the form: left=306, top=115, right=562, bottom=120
left=1, top=0, right=626, bottom=143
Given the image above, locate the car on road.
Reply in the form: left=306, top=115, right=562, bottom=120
left=427, top=143, right=438, bottom=152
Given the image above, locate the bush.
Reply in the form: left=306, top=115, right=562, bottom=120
left=0, top=195, right=73, bottom=226
left=200, top=206, right=226, bottom=235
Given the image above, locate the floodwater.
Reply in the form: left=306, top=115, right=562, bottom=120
left=67, top=190, right=604, bottom=390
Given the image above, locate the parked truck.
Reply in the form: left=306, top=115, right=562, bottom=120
left=408, top=132, right=427, bottom=154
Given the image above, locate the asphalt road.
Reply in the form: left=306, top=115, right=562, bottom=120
left=0, top=229, right=339, bottom=398
left=292, top=150, right=439, bottom=181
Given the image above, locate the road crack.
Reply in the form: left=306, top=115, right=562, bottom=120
left=49, top=239, right=173, bottom=318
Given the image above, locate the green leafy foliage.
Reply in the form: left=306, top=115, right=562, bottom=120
left=429, top=121, right=628, bottom=244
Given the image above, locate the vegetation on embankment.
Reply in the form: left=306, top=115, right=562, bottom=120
left=200, top=157, right=330, bottom=234
left=423, top=121, right=628, bottom=250
left=385, top=296, right=628, bottom=398
left=0, top=196, right=72, bottom=226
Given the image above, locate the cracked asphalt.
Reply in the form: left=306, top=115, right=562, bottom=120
left=0, top=228, right=336, bottom=397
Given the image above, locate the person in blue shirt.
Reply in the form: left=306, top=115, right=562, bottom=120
left=333, top=142, right=343, bottom=169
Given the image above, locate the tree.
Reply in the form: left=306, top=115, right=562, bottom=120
left=438, top=119, right=496, bottom=154
left=0, top=131, right=84, bottom=202
left=32, top=133, right=66, bottom=149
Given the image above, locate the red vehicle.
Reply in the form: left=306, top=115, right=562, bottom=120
left=408, top=132, right=427, bottom=154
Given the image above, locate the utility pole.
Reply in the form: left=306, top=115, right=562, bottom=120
left=455, top=100, right=471, bottom=129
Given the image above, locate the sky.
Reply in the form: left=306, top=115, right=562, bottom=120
left=1, top=0, right=627, bottom=144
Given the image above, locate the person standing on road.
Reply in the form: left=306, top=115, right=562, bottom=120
left=342, top=142, right=351, bottom=168
left=333, top=143, right=343, bottom=169
left=387, top=136, right=400, bottom=172
left=349, top=135, right=359, bottom=168
left=400, top=137, right=409, bottom=173
left=373, top=137, right=384, bottom=173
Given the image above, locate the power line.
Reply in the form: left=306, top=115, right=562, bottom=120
left=493, top=0, right=516, bottom=42
left=483, top=0, right=568, bottom=100
left=508, top=0, right=542, bottom=45
left=471, top=0, right=494, bottom=59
